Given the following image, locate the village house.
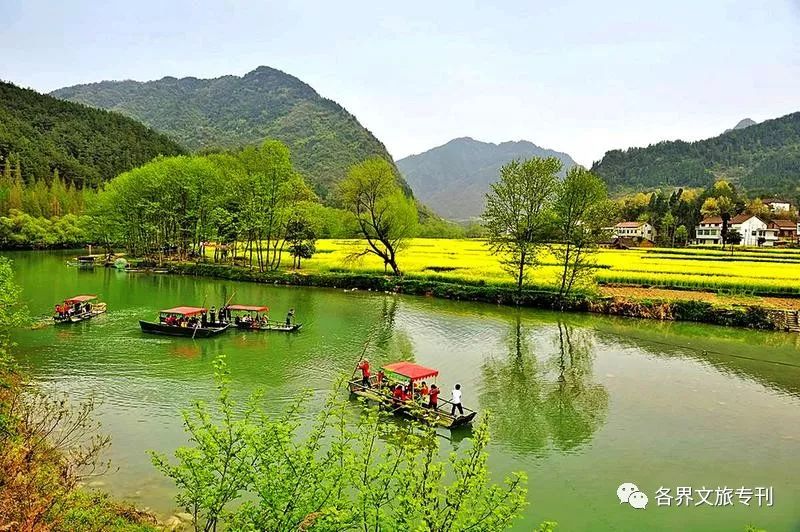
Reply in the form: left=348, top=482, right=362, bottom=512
left=610, top=221, right=656, bottom=241
left=695, top=214, right=778, bottom=246
left=769, top=219, right=799, bottom=244
left=762, top=198, right=793, bottom=213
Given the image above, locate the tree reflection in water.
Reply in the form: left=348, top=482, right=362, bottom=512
left=479, top=314, right=608, bottom=454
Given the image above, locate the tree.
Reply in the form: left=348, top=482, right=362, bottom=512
left=153, top=357, right=531, bottom=531
left=551, top=167, right=612, bottom=298
left=483, top=157, right=560, bottom=297
left=286, top=216, right=317, bottom=269
left=674, top=225, right=689, bottom=246
left=724, top=228, right=742, bottom=247
left=660, top=211, right=676, bottom=247
left=339, top=158, right=417, bottom=276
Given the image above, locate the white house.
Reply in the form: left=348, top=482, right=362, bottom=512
left=695, top=214, right=778, bottom=246
left=611, top=221, right=656, bottom=241
left=762, top=198, right=793, bottom=213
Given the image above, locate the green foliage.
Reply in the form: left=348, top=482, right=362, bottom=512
left=340, top=157, right=418, bottom=275
left=484, top=157, right=561, bottom=295
left=154, top=356, right=529, bottom=531
left=0, top=81, right=183, bottom=188
left=592, top=112, right=800, bottom=201
left=52, top=67, right=408, bottom=200
left=0, top=209, right=91, bottom=249
left=551, top=168, right=613, bottom=297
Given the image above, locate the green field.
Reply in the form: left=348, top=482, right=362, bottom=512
left=294, top=239, right=800, bottom=296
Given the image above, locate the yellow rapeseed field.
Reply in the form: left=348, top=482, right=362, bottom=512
left=300, top=239, right=800, bottom=295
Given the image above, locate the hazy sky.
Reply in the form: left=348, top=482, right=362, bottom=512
left=2, top=0, right=799, bottom=165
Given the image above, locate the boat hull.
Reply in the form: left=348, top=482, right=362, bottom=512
left=235, top=322, right=302, bottom=332
left=139, top=321, right=229, bottom=338
left=348, top=380, right=476, bottom=429
left=54, top=307, right=107, bottom=324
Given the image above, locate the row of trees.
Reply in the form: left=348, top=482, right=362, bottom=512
left=0, top=159, right=88, bottom=219
left=484, top=158, right=613, bottom=298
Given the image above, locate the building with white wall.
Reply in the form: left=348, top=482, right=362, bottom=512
left=695, top=214, right=778, bottom=246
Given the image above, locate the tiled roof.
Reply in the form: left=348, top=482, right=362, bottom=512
left=615, top=221, right=644, bottom=228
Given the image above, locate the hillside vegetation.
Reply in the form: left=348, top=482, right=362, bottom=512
left=591, top=112, right=800, bottom=199
left=52, top=66, right=406, bottom=199
left=0, top=81, right=184, bottom=187
left=398, top=137, right=576, bottom=219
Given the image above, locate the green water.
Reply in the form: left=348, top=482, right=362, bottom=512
left=5, top=250, right=800, bottom=531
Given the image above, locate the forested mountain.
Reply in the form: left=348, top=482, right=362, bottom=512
left=724, top=118, right=756, bottom=133
left=397, top=137, right=576, bottom=220
left=0, top=81, right=184, bottom=186
left=52, top=66, right=405, bottom=198
left=592, top=112, right=800, bottom=199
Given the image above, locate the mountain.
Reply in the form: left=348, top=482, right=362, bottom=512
left=724, top=118, right=756, bottom=134
left=397, top=137, right=577, bottom=220
left=591, top=112, right=800, bottom=199
left=52, top=66, right=406, bottom=198
left=0, top=81, right=184, bottom=186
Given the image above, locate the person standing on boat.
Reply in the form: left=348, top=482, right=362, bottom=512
left=451, top=384, right=464, bottom=416
left=357, top=359, right=371, bottom=388
left=210, top=306, right=216, bottom=324
left=428, top=384, right=440, bottom=410
left=419, top=381, right=429, bottom=404
left=376, top=369, right=385, bottom=389
left=286, top=308, right=295, bottom=326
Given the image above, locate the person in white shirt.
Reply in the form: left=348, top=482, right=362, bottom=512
left=451, top=383, right=464, bottom=416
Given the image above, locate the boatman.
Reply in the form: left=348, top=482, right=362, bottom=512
left=451, top=383, right=464, bottom=417
left=357, top=359, right=371, bottom=388
left=286, top=308, right=295, bottom=326
left=210, top=306, right=216, bottom=324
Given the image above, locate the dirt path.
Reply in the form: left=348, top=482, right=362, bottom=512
left=600, top=286, right=800, bottom=311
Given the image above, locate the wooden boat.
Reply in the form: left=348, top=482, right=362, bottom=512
left=139, top=306, right=229, bottom=338
left=53, top=295, right=107, bottom=324
left=348, top=361, right=477, bottom=429
left=227, top=304, right=303, bottom=333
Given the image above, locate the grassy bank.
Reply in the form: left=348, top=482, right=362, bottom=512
left=169, top=262, right=783, bottom=332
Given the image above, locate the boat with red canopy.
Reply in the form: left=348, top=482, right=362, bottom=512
left=53, top=295, right=107, bottom=324
left=139, top=306, right=229, bottom=338
left=226, top=303, right=302, bottom=332
left=348, top=361, right=477, bottom=428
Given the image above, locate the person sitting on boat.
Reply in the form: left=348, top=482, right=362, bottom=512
left=286, top=308, right=295, bottom=326
left=357, top=359, right=371, bottom=388
left=405, top=383, right=414, bottom=401
left=450, top=383, right=464, bottom=417
left=428, top=384, right=440, bottom=410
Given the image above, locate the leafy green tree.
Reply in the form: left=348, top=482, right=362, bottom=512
left=660, top=211, right=676, bottom=246
left=286, top=216, right=317, bottom=269
left=483, top=157, right=561, bottom=297
left=674, top=225, right=689, bottom=246
left=153, top=357, right=530, bottom=531
left=339, top=157, right=418, bottom=276
left=552, top=167, right=612, bottom=298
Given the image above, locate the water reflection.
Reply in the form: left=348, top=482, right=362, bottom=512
left=479, top=315, right=608, bottom=454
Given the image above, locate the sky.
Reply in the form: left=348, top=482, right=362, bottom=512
left=2, top=0, right=799, bottom=166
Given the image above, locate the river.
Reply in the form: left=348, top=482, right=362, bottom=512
left=5, top=250, right=800, bottom=531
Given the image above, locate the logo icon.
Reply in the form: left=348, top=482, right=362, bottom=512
left=618, top=482, right=648, bottom=509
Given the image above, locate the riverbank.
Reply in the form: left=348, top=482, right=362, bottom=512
left=167, top=262, right=799, bottom=332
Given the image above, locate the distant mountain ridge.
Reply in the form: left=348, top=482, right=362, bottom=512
left=724, top=118, right=757, bottom=134
left=591, top=112, right=800, bottom=199
left=0, top=81, right=184, bottom=186
left=51, top=66, right=406, bottom=198
left=397, top=137, right=577, bottom=220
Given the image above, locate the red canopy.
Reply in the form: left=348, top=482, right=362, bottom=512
left=382, top=362, right=439, bottom=382
left=160, top=306, right=206, bottom=316
left=65, top=295, right=97, bottom=304
left=227, top=304, right=269, bottom=312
